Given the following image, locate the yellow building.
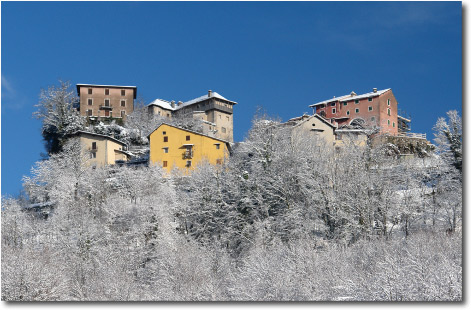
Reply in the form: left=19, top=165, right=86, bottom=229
left=148, top=123, right=231, bottom=172
left=75, top=131, right=131, bottom=166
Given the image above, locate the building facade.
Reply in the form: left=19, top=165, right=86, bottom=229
left=148, top=123, right=230, bottom=172
left=77, top=84, right=137, bottom=122
left=309, top=88, right=402, bottom=135
left=286, top=114, right=337, bottom=147
left=75, top=131, right=131, bottom=166
left=147, top=90, right=237, bottom=142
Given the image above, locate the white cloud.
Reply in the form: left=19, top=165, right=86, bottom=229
left=1, top=75, right=27, bottom=110
left=2, top=75, right=15, bottom=96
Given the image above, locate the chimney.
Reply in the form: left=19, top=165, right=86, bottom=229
left=373, top=88, right=377, bottom=93
left=177, top=101, right=183, bottom=106
left=350, top=91, right=357, bottom=97
left=171, top=100, right=175, bottom=108
left=208, top=90, right=212, bottom=98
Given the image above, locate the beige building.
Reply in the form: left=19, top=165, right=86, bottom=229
left=147, top=90, right=237, bottom=142
left=77, top=84, right=137, bottom=122
left=286, top=114, right=337, bottom=147
left=334, top=127, right=369, bottom=148
left=74, top=131, right=131, bottom=166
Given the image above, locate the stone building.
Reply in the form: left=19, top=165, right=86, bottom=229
left=76, top=84, right=137, bottom=122
left=147, top=90, right=237, bottom=142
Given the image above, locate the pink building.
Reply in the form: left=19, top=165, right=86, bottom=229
left=309, top=88, right=410, bottom=135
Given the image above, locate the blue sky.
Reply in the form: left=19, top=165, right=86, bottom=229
left=1, top=1, right=462, bottom=197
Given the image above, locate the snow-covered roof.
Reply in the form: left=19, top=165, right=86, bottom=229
left=77, top=83, right=137, bottom=89
left=74, top=130, right=128, bottom=147
left=147, top=98, right=176, bottom=111
left=148, top=91, right=237, bottom=113
left=291, top=114, right=337, bottom=129
left=115, top=149, right=133, bottom=157
left=178, top=91, right=238, bottom=109
left=147, top=122, right=231, bottom=146
left=310, top=88, right=391, bottom=107
left=24, top=201, right=55, bottom=209
left=398, top=115, right=411, bottom=122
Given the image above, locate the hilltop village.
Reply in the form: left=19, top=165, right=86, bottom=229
left=73, top=83, right=432, bottom=171
left=4, top=82, right=461, bottom=301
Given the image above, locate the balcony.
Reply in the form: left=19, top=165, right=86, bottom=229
left=397, top=132, right=427, bottom=140
left=182, top=144, right=194, bottom=159
left=99, top=105, right=113, bottom=110
left=183, top=150, right=193, bottom=159
left=89, top=147, right=98, bottom=152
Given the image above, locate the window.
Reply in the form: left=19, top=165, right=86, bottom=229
left=163, top=131, right=166, bottom=135
left=226, top=116, right=230, bottom=121
left=343, top=102, right=348, bottom=106
left=393, top=122, right=396, bottom=128
left=222, top=127, right=226, bottom=133
left=163, top=161, right=168, bottom=168
left=332, top=108, right=336, bottom=114
left=219, top=115, right=222, bottom=119
left=216, top=159, right=222, bottom=165
left=164, top=136, right=168, bottom=142
left=158, top=111, right=161, bottom=115
left=186, top=161, right=192, bottom=167
left=121, top=100, right=126, bottom=107
left=331, top=102, right=336, bottom=107
left=368, top=106, right=373, bottom=111
left=388, top=119, right=391, bottom=125
left=105, top=88, right=110, bottom=95
left=92, top=142, right=97, bottom=150
left=387, top=108, right=391, bottom=116
left=88, top=98, right=93, bottom=106
left=387, top=99, right=390, bottom=106
left=371, top=117, right=375, bottom=122
left=163, top=147, right=168, bottom=153
left=104, top=99, right=110, bottom=106
left=355, top=108, right=359, bottom=113
left=186, top=135, right=190, bottom=141
left=91, top=152, right=96, bottom=159
left=121, top=89, right=125, bottom=96
left=355, top=100, right=359, bottom=104
left=104, top=110, right=110, bottom=117
left=121, top=111, right=125, bottom=118
left=87, top=109, right=93, bottom=116
left=88, top=88, right=92, bottom=94
left=167, top=114, right=170, bottom=117
left=346, top=110, right=350, bottom=116
left=215, top=144, right=220, bottom=149
left=368, top=98, right=372, bottom=102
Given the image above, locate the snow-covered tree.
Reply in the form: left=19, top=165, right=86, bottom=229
left=433, top=110, right=462, bottom=172
left=34, top=80, right=86, bottom=155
